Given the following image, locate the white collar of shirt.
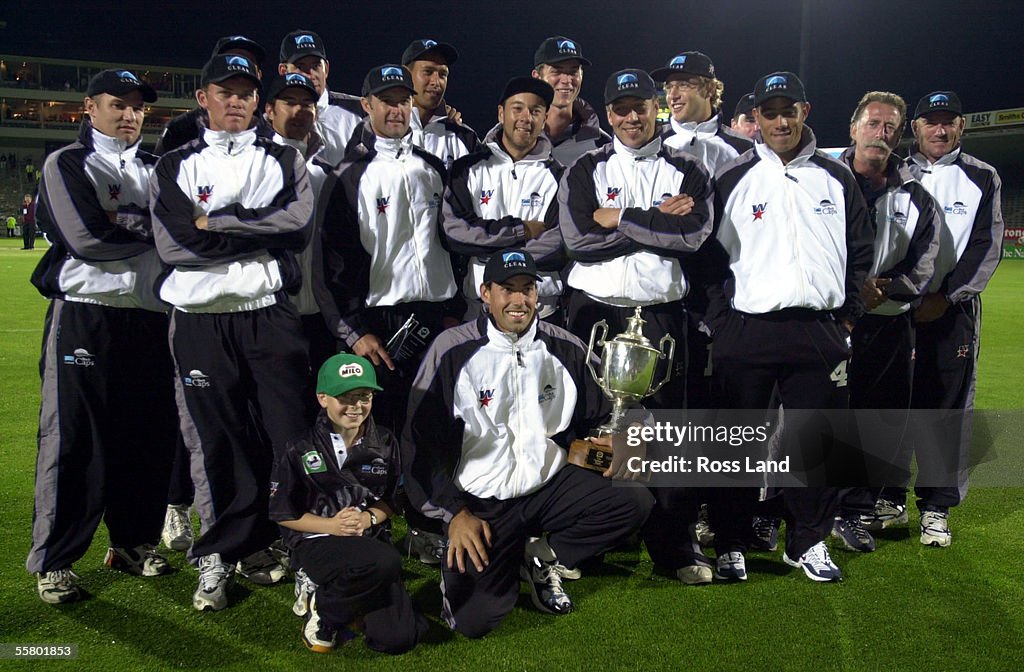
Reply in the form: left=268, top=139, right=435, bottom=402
left=374, top=132, right=414, bottom=160
left=613, top=134, right=662, bottom=160
left=668, top=113, right=719, bottom=144
left=91, top=128, right=139, bottom=161
left=272, top=132, right=308, bottom=158
left=202, top=126, right=257, bottom=154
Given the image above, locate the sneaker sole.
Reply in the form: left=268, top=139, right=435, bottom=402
left=712, top=570, right=748, bottom=582
left=104, top=551, right=171, bottom=577
left=192, top=596, right=228, bottom=611
left=301, top=635, right=335, bottom=654
left=676, top=566, right=713, bottom=585
left=920, top=534, right=951, bottom=548
left=862, top=512, right=909, bottom=532
left=38, top=588, right=82, bottom=604
left=830, top=529, right=876, bottom=553
left=782, top=554, right=842, bottom=582
left=162, top=536, right=193, bottom=552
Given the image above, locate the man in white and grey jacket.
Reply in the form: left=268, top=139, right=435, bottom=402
left=443, top=76, right=566, bottom=322
left=559, top=68, right=713, bottom=583
left=152, top=54, right=315, bottom=611
left=27, top=70, right=176, bottom=605
left=833, top=91, right=941, bottom=553
left=701, top=71, right=874, bottom=583
left=315, top=64, right=460, bottom=435
left=402, top=249, right=652, bottom=638
left=900, top=90, right=1003, bottom=548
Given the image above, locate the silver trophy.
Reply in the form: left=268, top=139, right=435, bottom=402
left=568, top=307, right=676, bottom=471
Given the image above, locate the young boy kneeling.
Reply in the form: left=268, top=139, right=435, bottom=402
left=270, top=354, right=426, bottom=654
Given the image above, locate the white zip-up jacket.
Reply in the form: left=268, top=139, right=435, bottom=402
left=32, top=120, right=165, bottom=311
left=409, top=101, right=480, bottom=171
left=661, top=112, right=753, bottom=176
left=559, top=135, right=714, bottom=306
left=707, top=127, right=873, bottom=322
left=904, top=145, right=1003, bottom=301
left=315, top=120, right=457, bottom=348
left=402, top=315, right=609, bottom=521
left=443, top=125, right=565, bottom=303
left=151, top=124, right=314, bottom=313
left=840, top=147, right=941, bottom=316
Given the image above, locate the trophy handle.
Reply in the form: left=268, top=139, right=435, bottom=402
left=646, top=333, right=677, bottom=395
left=586, top=320, right=609, bottom=387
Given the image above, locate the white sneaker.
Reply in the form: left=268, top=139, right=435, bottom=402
left=783, top=542, right=842, bottom=582
left=193, top=553, right=234, bottom=611
left=302, top=594, right=337, bottom=653
left=236, top=548, right=287, bottom=585
left=161, top=504, right=194, bottom=551
left=920, top=510, right=952, bottom=547
left=104, top=545, right=172, bottom=577
left=292, top=568, right=318, bottom=617
left=713, top=552, right=747, bottom=581
left=37, top=568, right=82, bottom=604
left=861, top=499, right=908, bottom=531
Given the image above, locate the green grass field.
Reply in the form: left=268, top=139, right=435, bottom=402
left=1, top=237, right=1022, bottom=671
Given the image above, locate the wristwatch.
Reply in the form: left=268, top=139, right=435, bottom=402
left=366, top=510, right=379, bottom=528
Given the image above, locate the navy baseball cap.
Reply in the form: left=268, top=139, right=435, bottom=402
left=604, top=69, right=657, bottom=105
left=86, top=69, right=157, bottom=103
left=500, top=77, right=554, bottom=107
left=361, top=64, right=416, bottom=97
left=484, top=249, right=543, bottom=284
left=650, top=51, right=716, bottom=82
left=280, top=29, right=327, bottom=63
left=914, top=91, right=962, bottom=119
left=265, top=73, right=318, bottom=102
left=201, top=54, right=261, bottom=87
left=753, top=71, right=807, bottom=107
left=733, top=92, right=756, bottom=120
left=401, top=38, right=459, bottom=66
left=211, top=35, right=266, bottom=64
left=534, top=36, right=591, bottom=67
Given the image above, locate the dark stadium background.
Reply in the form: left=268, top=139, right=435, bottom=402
left=2, top=0, right=1022, bottom=148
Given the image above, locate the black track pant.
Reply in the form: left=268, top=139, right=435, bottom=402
left=839, top=311, right=915, bottom=517
left=27, top=300, right=177, bottom=573
left=708, top=309, right=850, bottom=560
left=440, top=466, right=653, bottom=638
left=882, top=298, right=979, bottom=512
left=170, top=302, right=312, bottom=563
left=295, top=536, right=425, bottom=654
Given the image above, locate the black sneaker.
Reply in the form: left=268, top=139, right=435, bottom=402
left=832, top=516, right=876, bottom=552
left=520, top=555, right=573, bottom=615
left=750, top=516, right=780, bottom=552
left=396, top=528, right=444, bottom=565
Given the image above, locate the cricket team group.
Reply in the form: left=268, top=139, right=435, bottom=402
left=24, top=27, right=1003, bottom=655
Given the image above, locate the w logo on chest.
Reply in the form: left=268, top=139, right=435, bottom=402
left=107, top=183, right=121, bottom=201
left=480, top=189, right=494, bottom=206
left=196, top=185, right=213, bottom=204
left=376, top=196, right=390, bottom=214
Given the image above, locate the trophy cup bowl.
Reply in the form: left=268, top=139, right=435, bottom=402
left=568, top=307, right=675, bottom=472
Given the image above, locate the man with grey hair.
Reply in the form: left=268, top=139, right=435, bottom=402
left=833, top=90, right=941, bottom=553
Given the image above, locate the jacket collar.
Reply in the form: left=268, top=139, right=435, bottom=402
left=839, top=145, right=911, bottom=189
left=80, top=118, right=142, bottom=159
left=352, top=118, right=414, bottom=159
left=482, top=124, right=553, bottom=164
left=613, top=134, right=662, bottom=160
left=667, top=112, right=722, bottom=144
left=754, top=125, right=817, bottom=168
left=908, top=143, right=961, bottom=169
left=485, top=312, right=539, bottom=350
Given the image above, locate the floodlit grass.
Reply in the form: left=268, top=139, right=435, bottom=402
left=1, top=237, right=1022, bottom=671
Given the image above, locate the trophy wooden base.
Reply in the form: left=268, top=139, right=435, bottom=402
left=568, top=439, right=613, bottom=472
